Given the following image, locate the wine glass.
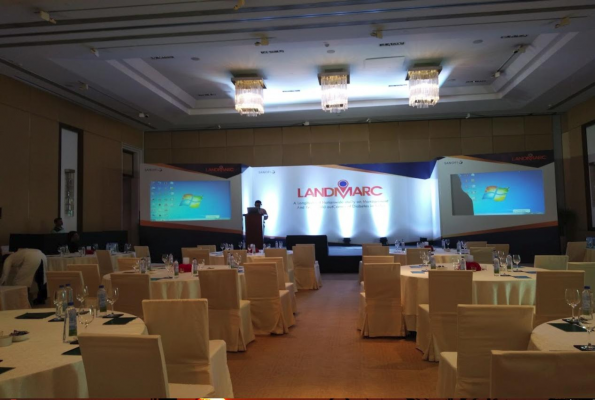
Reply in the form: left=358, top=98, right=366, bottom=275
left=498, top=251, right=507, bottom=274
left=445, top=239, right=450, bottom=249
left=420, top=252, right=430, bottom=270
left=76, top=286, right=89, bottom=308
left=199, top=259, right=206, bottom=270
left=512, top=254, right=521, bottom=272
left=79, top=306, right=95, bottom=329
left=579, top=301, right=595, bottom=350
left=53, top=289, right=66, bottom=318
left=162, top=254, right=169, bottom=265
left=106, top=287, right=119, bottom=317
left=220, top=243, right=226, bottom=251
left=565, top=289, right=580, bottom=323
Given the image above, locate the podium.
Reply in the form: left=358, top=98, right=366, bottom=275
left=244, top=213, right=264, bottom=249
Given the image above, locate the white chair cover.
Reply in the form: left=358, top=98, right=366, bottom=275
left=489, top=244, right=509, bottom=254
left=566, top=241, right=587, bottom=262
left=95, top=250, right=114, bottom=276
left=111, top=273, right=151, bottom=319
left=199, top=269, right=255, bottom=352
left=437, top=305, right=534, bottom=398
left=182, top=248, right=211, bottom=264
left=466, top=241, right=487, bottom=248
left=134, top=246, right=150, bottom=258
left=0, top=249, right=47, bottom=296
left=364, top=246, right=389, bottom=256
left=243, top=263, right=294, bottom=334
left=358, top=256, right=394, bottom=283
left=405, top=248, right=430, bottom=265
left=46, top=271, right=84, bottom=302
left=78, top=333, right=215, bottom=398
left=66, top=264, right=100, bottom=294
left=534, top=255, right=569, bottom=270
left=360, top=263, right=405, bottom=337
left=568, top=262, right=595, bottom=292
left=257, top=257, right=297, bottom=313
left=362, top=243, right=382, bottom=256
left=293, top=245, right=322, bottom=290
left=117, top=257, right=141, bottom=272
left=264, top=248, right=297, bottom=292
left=142, top=299, right=234, bottom=397
left=469, top=247, right=495, bottom=264
left=535, top=270, right=584, bottom=326
left=490, top=350, right=595, bottom=398
left=417, top=270, right=473, bottom=362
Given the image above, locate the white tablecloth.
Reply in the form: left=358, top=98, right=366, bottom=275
left=401, top=264, right=539, bottom=331
left=0, top=308, right=147, bottom=398
left=528, top=319, right=590, bottom=351
left=0, top=286, right=30, bottom=311
left=46, top=252, right=134, bottom=272
left=210, top=250, right=294, bottom=270
left=102, top=265, right=247, bottom=300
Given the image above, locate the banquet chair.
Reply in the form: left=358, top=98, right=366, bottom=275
left=466, top=241, right=487, bottom=248
left=95, top=250, right=114, bottom=277
left=111, top=274, right=151, bottom=319
left=405, top=248, right=430, bottom=265
left=490, top=350, right=595, bottom=398
left=79, top=333, right=215, bottom=398
left=567, top=262, right=595, bottom=291
left=534, top=255, right=569, bottom=270
left=469, top=247, right=495, bottom=264
left=134, top=246, right=150, bottom=258
left=362, top=243, right=383, bottom=256
left=436, top=305, right=533, bottom=398
left=264, top=248, right=297, bottom=292
left=416, top=270, right=473, bottom=362
left=566, top=241, right=587, bottom=262
left=245, top=261, right=295, bottom=326
left=142, top=299, right=234, bottom=397
left=534, top=270, right=584, bottom=326
left=199, top=269, right=255, bottom=352
left=256, top=256, right=297, bottom=313
left=359, top=263, right=405, bottom=337
left=197, top=245, right=217, bottom=253
left=223, top=249, right=248, bottom=264
left=365, top=246, right=389, bottom=256
left=292, top=245, right=322, bottom=289
left=181, top=248, right=211, bottom=264
left=359, top=255, right=395, bottom=284
left=489, top=244, right=509, bottom=254
left=66, top=264, right=100, bottom=305
left=243, top=263, right=295, bottom=334
left=46, top=271, right=85, bottom=304
left=117, top=257, right=141, bottom=272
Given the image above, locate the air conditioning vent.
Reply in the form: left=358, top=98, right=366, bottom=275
left=379, top=42, right=405, bottom=47
left=466, top=80, right=487, bottom=84
left=500, top=34, right=528, bottom=39
left=196, top=93, right=215, bottom=97
left=282, top=89, right=300, bottom=93
left=260, top=50, right=285, bottom=54
left=150, top=56, right=174, bottom=60
left=388, top=84, right=406, bottom=87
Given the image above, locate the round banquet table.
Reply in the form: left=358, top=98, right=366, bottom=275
left=102, top=265, right=247, bottom=300
left=401, top=264, right=540, bottom=331
left=0, top=308, right=147, bottom=398
left=528, top=319, right=592, bottom=351
left=46, top=252, right=135, bottom=272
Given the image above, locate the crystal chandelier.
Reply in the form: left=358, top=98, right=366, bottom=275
left=407, top=67, right=440, bottom=109
left=234, top=78, right=265, bottom=117
left=319, top=72, right=349, bottom=113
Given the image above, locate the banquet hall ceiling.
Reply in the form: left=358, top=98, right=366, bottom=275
left=1, top=0, right=595, bottom=131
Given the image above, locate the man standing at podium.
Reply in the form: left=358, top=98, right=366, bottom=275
left=254, top=200, right=268, bottom=220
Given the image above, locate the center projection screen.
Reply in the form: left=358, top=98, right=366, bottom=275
left=245, top=164, right=440, bottom=244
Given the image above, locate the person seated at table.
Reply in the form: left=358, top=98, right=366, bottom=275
left=51, top=217, right=64, bottom=233
left=67, top=231, right=81, bottom=254
left=0, top=248, right=47, bottom=304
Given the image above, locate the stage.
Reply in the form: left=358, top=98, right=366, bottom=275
left=323, top=245, right=370, bottom=274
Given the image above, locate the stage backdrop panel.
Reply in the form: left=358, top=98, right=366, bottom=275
left=246, top=163, right=439, bottom=244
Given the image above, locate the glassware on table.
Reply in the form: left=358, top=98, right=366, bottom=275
left=166, top=262, right=173, bottom=277
left=493, top=258, right=501, bottom=276
left=220, top=243, right=226, bottom=251
left=106, top=287, right=119, bottom=318
left=579, top=297, right=595, bottom=350
left=565, top=288, right=580, bottom=323
left=445, top=239, right=450, bottom=249
left=79, top=306, right=95, bottom=329
left=162, top=254, right=169, bottom=265
left=76, top=286, right=89, bottom=307
left=512, top=254, right=521, bottom=272
left=420, top=252, right=430, bottom=270
left=124, top=243, right=132, bottom=253
left=497, top=251, right=507, bottom=274
left=54, top=288, right=66, bottom=318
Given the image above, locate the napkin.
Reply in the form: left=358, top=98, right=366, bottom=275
left=101, top=314, right=123, bottom=319
left=179, top=263, right=192, bottom=273
left=466, top=261, right=482, bottom=271
left=0, top=367, right=14, bottom=375
left=409, top=265, right=423, bottom=269
left=15, top=312, right=55, bottom=319
left=573, top=345, right=595, bottom=352
left=103, top=317, right=136, bottom=326
left=48, top=317, right=64, bottom=322
left=512, top=276, right=530, bottom=279
left=151, top=277, right=173, bottom=281
left=62, top=347, right=81, bottom=356
left=549, top=323, right=586, bottom=333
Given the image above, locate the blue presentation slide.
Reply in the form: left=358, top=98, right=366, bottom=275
left=150, top=180, right=231, bottom=221
left=451, top=170, right=545, bottom=216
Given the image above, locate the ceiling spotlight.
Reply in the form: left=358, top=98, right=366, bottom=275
left=39, top=10, right=56, bottom=24
left=233, top=77, right=265, bottom=117
left=514, top=44, right=529, bottom=54
left=366, top=118, right=372, bottom=123
left=555, top=16, right=571, bottom=29
left=90, top=48, right=99, bottom=57
left=466, top=113, right=472, bottom=119
left=138, top=112, right=149, bottom=118
left=493, top=71, right=501, bottom=78
left=79, top=82, right=89, bottom=90
left=255, top=37, right=269, bottom=46
left=233, top=0, right=245, bottom=11
left=318, top=71, right=349, bottom=113
left=303, top=121, right=310, bottom=126
left=407, top=65, right=441, bottom=109
left=371, top=29, right=383, bottom=39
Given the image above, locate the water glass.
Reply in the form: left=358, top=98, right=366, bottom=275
left=76, top=286, right=89, bottom=307
left=79, top=306, right=95, bottom=329
left=54, top=289, right=66, bottom=318
left=493, top=258, right=501, bottom=276
left=579, top=302, right=595, bottom=350
left=106, top=287, right=119, bottom=317
left=565, top=288, right=580, bottom=323
left=162, top=254, right=168, bottom=265
left=512, top=254, right=521, bottom=272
